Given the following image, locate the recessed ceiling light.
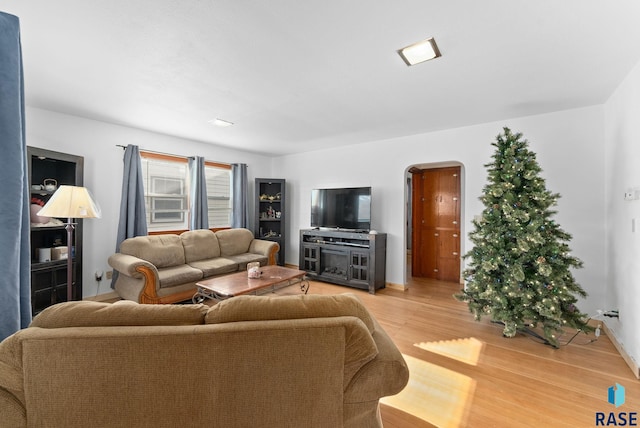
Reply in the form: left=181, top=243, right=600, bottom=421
left=208, top=118, right=234, bottom=127
left=398, top=37, right=442, bottom=66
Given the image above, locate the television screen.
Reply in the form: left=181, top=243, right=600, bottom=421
left=311, top=187, right=371, bottom=231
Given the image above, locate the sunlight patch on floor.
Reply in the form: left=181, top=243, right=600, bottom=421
left=380, top=354, right=476, bottom=428
left=414, top=337, right=485, bottom=366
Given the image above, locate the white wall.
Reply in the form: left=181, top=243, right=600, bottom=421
left=25, top=107, right=274, bottom=298
left=275, top=106, right=606, bottom=317
left=604, top=60, right=640, bottom=368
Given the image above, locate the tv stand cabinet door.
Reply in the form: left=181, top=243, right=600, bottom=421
left=300, top=243, right=320, bottom=275
left=349, top=251, right=370, bottom=286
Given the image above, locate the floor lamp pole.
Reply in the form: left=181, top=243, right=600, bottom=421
left=65, top=219, right=75, bottom=302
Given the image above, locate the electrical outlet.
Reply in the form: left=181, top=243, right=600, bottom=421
left=624, top=187, right=640, bottom=201
left=106, top=270, right=113, bottom=280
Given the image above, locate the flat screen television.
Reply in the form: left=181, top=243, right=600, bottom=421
left=311, top=187, right=371, bottom=231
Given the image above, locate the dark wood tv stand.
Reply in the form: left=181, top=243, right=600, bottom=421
left=299, top=229, right=386, bottom=294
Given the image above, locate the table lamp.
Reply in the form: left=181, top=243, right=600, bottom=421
left=37, top=185, right=101, bottom=301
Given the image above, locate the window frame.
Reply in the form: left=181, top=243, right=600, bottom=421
left=140, top=151, right=232, bottom=234
left=150, top=195, right=186, bottom=224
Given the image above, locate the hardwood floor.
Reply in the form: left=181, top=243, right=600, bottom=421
left=103, top=276, right=637, bottom=426
left=297, top=278, right=639, bottom=428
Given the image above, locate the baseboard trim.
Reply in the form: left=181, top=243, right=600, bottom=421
left=84, top=291, right=119, bottom=302
left=386, top=282, right=407, bottom=291
left=601, top=322, right=640, bottom=379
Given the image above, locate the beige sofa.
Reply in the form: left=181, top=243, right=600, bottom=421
left=109, top=228, right=279, bottom=304
left=0, top=294, right=409, bottom=428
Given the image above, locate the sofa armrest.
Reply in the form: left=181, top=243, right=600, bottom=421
left=108, top=254, right=164, bottom=303
left=249, top=239, right=280, bottom=265
left=343, top=318, right=409, bottom=402
left=0, top=360, right=26, bottom=427
left=108, top=253, right=157, bottom=279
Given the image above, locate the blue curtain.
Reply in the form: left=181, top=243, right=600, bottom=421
left=0, top=13, right=31, bottom=340
left=188, top=156, right=209, bottom=230
left=111, top=145, right=147, bottom=288
left=231, top=163, right=249, bottom=229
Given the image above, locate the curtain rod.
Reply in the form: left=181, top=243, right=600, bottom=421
left=115, top=144, right=185, bottom=160
left=115, top=144, right=195, bottom=159
left=115, top=144, right=234, bottom=167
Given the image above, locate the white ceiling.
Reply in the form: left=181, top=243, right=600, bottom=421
left=4, top=1, right=640, bottom=156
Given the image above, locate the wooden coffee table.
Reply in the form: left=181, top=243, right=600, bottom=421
left=192, top=265, right=309, bottom=303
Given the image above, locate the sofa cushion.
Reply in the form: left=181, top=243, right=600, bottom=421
left=216, top=228, right=254, bottom=257
left=157, top=264, right=203, bottom=288
left=205, top=293, right=375, bottom=333
left=225, top=253, right=268, bottom=270
left=181, top=229, right=221, bottom=263
left=187, top=257, right=238, bottom=277
left=29, top=301, right=209, bottom=328
left=120, top=234, right=185, bottom=268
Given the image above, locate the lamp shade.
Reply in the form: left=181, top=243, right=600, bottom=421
left=37, top=185, right=102, bottom=219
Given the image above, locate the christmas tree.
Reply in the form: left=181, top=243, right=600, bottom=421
left=455, top=127, right=591, bottom=347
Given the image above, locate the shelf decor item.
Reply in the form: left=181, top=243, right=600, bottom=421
left=30, top=197, right=49, bottom=224
left=37, top=185, right=101, bottom=301
left=43, top=178, right=57, bottom=192
left=247, top=261, right=261, bottom=278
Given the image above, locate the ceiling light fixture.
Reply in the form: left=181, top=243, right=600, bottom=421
left=398, top=37, right=442, bottom=66
left=209, top=118, right=234, bottom=127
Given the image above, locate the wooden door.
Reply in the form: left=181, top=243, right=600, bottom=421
left=411, top=166, right=461, bottom=282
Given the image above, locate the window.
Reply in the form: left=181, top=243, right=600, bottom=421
left=152, top=176, right=183, bottom=195
left=205, top=163, right=232, bottom=228
left=140, top=153, right=232, bottom=232
left=141, top=155, right=188, bottom=231
left=150, top=177, right=185, bottom=223
left=151, top=196, right=185, bottom=223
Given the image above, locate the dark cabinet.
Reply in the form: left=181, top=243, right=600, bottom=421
left=299, top=229, right=386, bottom=294
left=28, top=147, right=84, bottom=315
left=255, top=178, right=286, bottom=265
